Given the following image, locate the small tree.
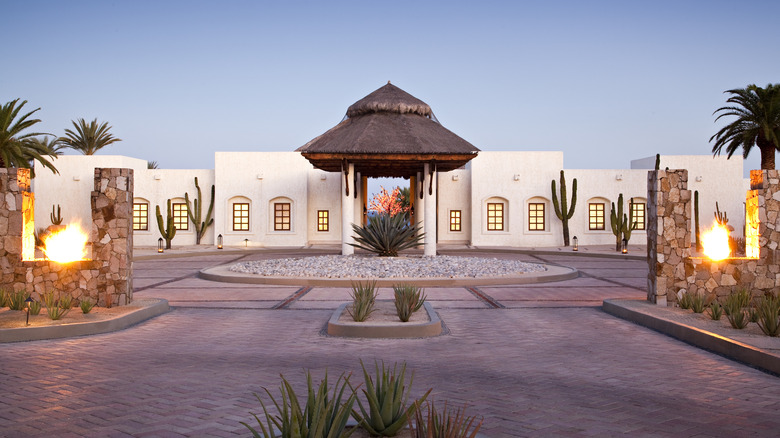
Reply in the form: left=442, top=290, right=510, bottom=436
left=370, top=186, right=409, bottom=216
left=60, top=118, right=122, bottom=155
left=551, top=170, right=577, bottom=246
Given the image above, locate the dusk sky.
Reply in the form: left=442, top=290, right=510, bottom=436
left=5, top=0, right=779, bottom=177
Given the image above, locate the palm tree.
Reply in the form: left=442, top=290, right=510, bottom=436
left=60, top=118, right=122, bottom=155
left=710, top=84, right=780, bottom=169
left=0, top=99, right=58, bottom=175
left=29, top=135, right=68, bottom=156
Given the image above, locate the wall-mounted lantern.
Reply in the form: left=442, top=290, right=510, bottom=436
left=244, top=238, right=249, bottom=248
left=572, top=236, right=578, bottom=251
left=622, top=238, right=628, bottom=254
left=217, top=234, right=223, bottom=250
left=514, top=174, right=520, bottom=181
left=158, top=238, right=164, bottom=253
left=615, top=174, right=623, bottom=181
left=452, top=174, right=459, bottom=181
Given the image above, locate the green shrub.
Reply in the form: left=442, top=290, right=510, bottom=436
left=412, top=400, right=483, bottom=438
left=393, top=284, right=426, bottom=323
left=42, top=291, right=70, bottom=321
left=241, top=370, right=356, bottom=438
left=350, top=360, right=431, bottom=437
left=80, top=299, right=95, bottom=314
left=7, top=290, right=30, bottom=311
left=350, top=213, right=424, bottom=257
left=29, top=300, right=42, bottom=315
left=689, top=292, right=706, bottom=313
left=724, top=289, right=751, bottom=329
left=677, top=291, right=692, bottom=310
left=59, top=295, right=73, bottom=310
left=347, top=281, right=378, bottom=322
left=708, top=301, right=723, bottom=321
left=755, top=294, right=780, bottom=337
left=0, top=288, right=7, bottom=308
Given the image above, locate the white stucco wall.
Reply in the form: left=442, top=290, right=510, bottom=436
left=437, top=164, right=471, bottom=244
left=469, top=151, right=565, bottom=247
left=214, top=152, right=311, bottom=248
left=306, top=169, right=342, bottom=245
left=134, top=169, right=215, bottom=247
left=32, top=155, right=148, bottom=234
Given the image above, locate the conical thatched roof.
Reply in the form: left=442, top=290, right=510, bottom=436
left=297, top=82, right=479, bottom=177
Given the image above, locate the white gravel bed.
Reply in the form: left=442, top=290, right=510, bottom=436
left=229, top=255, right=546, bottom=278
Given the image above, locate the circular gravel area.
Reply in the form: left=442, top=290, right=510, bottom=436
left=229, top=255, right=546, bottom=279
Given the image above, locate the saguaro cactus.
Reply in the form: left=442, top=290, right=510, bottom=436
left=185, top=177, right=215, bottom=245
left=50, top=204, right=63, bottom=225
left=610, top=193, right=637, bottom=251
left=714, top=202, right=728, bottom=227
left=156, top=199, right=176, bottom=249
left=551, top=170, right=577, bottom=246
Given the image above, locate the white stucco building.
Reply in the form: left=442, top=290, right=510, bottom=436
left=31, top=151, right=750, bottom=251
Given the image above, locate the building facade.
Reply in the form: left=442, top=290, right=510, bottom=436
left=32, top=152, right=750, bottom=250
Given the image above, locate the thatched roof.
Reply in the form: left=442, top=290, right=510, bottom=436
left=297, top=82, right=479, bottom=177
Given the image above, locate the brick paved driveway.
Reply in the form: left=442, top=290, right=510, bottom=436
left=1, top=251, right=779, bottom=437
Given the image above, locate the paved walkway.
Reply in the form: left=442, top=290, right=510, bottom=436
left=1, top=250, right=779, bottom=437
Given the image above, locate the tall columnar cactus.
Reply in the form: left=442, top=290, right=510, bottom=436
left=695, top=191, right=702, bottom=251
left=654, top=153, right=660, bottom=170
left=185, top=177, right=215, bottom=245
left=610, top=193, right=637, bottom=251
left=156, top=199, right=176, bottom=249
left=714, top=202, right=728, bottom=226
left=621, top=197, right=639, bottom=247
left=50, top=204, right=63, bottom=225
left=551, top=170, right=577, bottom=246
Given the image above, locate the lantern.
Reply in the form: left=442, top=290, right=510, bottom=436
left=158, top=238, right=164, bottom=253
left=572, top=236, right=578, bottom=251
left=217, top=234, right=223, bottom=250
left=622, top=238, right=628, bottom=254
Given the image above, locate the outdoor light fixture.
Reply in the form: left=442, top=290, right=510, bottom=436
left=615, top=174, right=623, bottom=181
left=158, top=238, right=164, bottom=253
left=573, top=236, right=578, bottom=251
left=217, top=234, right=223, bottom=249
left=244, top=238, right=249, bottom=248
left=410, top=205, right=415, bottom=216
left=24, top=296, right=33, bottom=326
left=363, top=206, right=367, bottom=216
left=452, top=174, right=459, bottom=181
left=622, top=238, right=628, bottom=254
left=514, top=174, right=520, bottom=181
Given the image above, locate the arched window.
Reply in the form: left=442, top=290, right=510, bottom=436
left=587, top=197, right=610, bottom=231
left=629, top=197, right=647, bottom=230
left=228, top=196, right=251, bottom=232
left=269, top=197, right=294, bottom=232
left=132, top=197, right=150, bottom=231
left=526, top=196, right=550, bottom=232
left=484, top=197, right=508, bottom=231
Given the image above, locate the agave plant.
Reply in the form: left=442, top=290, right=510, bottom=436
left=689, top=292, right=706, bottom=314
left=349, top=360, right=431, bottom=437
left=347, top=280, right=378, bottom=322
left=724, top=288, right=751, bottom=329
left=393, top=284, right=427, bottom=323
left=80, top=298, right=96, bottom=314
left=755, top=294, right=780, bottom=337
left=412, top=399, right=483, bottom=438
left=350, top=213, right=424, bottom=257
left=708, top=301, right=723, bottom=321
left=42, top=291, right=70, bottom=321
left=7, top=289, right=30, bottom=311
left=241, top=370, right=356, bottom=438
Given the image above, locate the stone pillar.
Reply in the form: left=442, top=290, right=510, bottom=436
left=416, top=171, right=425, bottom=239
left=341, top=162, right=355, bottom=255
left=647, top=170, right=692, bottom=305
left=423, top=163, right=437, bottom=256
left=0, top=169, right=30, bottom=291
left=91, top=168, right=134, bottom=306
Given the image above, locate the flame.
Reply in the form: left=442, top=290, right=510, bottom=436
left=701, top=223, right=731, bottom=261
left=42, top=223, right=89, bottom=263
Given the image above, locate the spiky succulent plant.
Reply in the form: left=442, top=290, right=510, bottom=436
left=350, top=213, right=423, bottom=257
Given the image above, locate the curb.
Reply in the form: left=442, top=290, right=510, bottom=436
left=0, top=299, right=170, bottom=343
left=327, top=302, right=442, bottom=338
left=197, top=264, right=578, bottom=287
left=602, top=299, right=780, bottom=376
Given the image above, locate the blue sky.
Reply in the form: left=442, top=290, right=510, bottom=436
left=4, top=0, right=779, bottom=176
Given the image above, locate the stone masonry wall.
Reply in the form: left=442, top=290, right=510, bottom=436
left=0, top=167, right=133, bottom=307
left=648, top=169, right=780, bottom=306
left=647, top=170, right=692, bottom=305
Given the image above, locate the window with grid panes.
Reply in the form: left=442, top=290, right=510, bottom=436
left=132, top=203, right=148, bottom=231
left=528, top=203, right=545, bottom=231
left=317, top=210, right=329, bottom=232
left=233, top=203, right=249, bottom=231
left=631, top=202, right=646, bottom=230
left=589, top=203, right=605, bottom=230
left=274, top=203, right=291, bottom=231
left=487, top=203, right=504, bottom=231
left=450, top=210, right=461, bottom=231
left=172, top=203, right=188, bottom=230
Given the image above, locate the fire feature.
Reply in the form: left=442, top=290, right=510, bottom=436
left=700, top=223, right=731, bottom=261
left=41, top=223, right=90, bottom=263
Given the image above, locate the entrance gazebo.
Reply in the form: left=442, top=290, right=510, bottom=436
left=297, top=82, right=479, bottom=255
